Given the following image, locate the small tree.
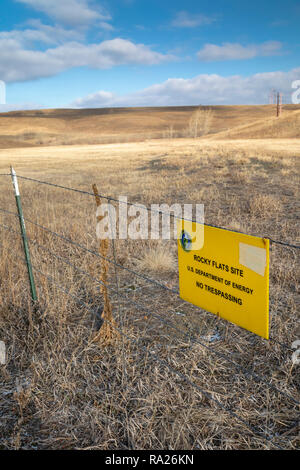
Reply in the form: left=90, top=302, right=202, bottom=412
left=187, top=108, right=213, bottom=138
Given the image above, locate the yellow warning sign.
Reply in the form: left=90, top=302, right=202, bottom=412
left=177, top=220, right=269, bottom=339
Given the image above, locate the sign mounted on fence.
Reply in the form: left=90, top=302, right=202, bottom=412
left=177, top=220, right=269, bottom=339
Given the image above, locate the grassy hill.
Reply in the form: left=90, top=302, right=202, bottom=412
left=0, top=104, right=300, bottom=148
left=207, top=108, right=300, bottom=140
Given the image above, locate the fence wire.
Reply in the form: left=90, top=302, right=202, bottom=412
left=0, top=206, right=296, bottom=353
left=0, top=220, right=298, bottom=407
left=4, top=173, right=300, bottom=250
left=0, top=172, right=299, bottom=450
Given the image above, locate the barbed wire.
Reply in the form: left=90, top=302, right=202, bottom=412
left=0, top=182, right=298, bottom=449
left=7, top=173, right=300, bottom=250
left=0, top=221, right=298, bottom=406
left=0, top=209, right=296, bottom=354
left=0, top=207, right=296, bottom=355
left=0, top=207, right=178, bottom=294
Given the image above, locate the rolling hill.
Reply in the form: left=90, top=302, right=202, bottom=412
left=0, top=104, right=300, bottom=148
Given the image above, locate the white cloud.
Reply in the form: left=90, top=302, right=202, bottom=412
left=2, top=68, right=299, bottom=112
left=0, top=38, right=174, bottom=82
left=0, top=20, right=83, bottom=45
left=71, top=68, right=300, bottom=107
left=197, top=41, right=283, bottom=61
left=171, top=11, right=216, bottom=28
left=16, top=0, right=111, bottom=27
left=72, top=90, right=116, bottom=108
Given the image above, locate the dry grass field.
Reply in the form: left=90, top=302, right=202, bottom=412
left=0, top=106, right=299, bottom=450
left=1, top=104, right=300, bottom=148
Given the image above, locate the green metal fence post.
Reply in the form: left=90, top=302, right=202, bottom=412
left=11, top=166, right=37, bottom=302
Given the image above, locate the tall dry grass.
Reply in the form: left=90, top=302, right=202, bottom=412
left=0, top=139, right=299, bottom=449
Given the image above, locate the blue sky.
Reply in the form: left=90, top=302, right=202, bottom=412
left=0, top=0, right=299, bottom=110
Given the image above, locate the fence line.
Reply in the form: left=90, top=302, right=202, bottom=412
left=0, top=171, right=299, bottom=450
left=0, top=220, right=299, bottom=407
left=0, top=206, right=295, bottom=353
left=2, top=173, right=299, bottom=250
left=0, top=207, right=178, bottom=294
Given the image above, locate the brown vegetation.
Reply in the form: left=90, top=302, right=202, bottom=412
left=0, top=114, right=299, bottom=450
left=1, top=104, right=300, bottom=148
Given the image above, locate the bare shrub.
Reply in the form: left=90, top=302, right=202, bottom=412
left=137, top=245, right=176, bottom=274
left=187, top=108, right=214, bottom=138
left=162, top=126, right=175, bottom=139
